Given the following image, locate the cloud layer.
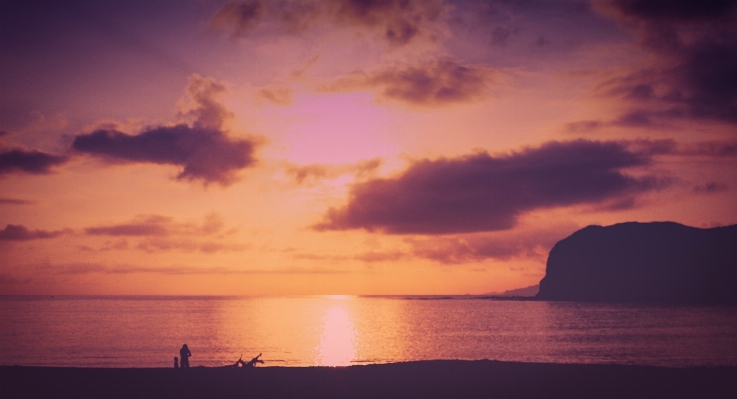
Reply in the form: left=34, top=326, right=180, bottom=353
left=83, top=213, right=241, bottom=253
left=316, top=140, right=667, bottom=234
left=210, top=0, right=445, bottom=47
left=85, top=214, right=224, bottom=237
left=596, top=0, right=737, bottom=125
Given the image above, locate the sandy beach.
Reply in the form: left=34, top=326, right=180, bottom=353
left=2, top=360, right=736, bottom=399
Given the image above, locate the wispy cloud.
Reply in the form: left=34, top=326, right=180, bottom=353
left=83, top=213, right=239, bottom=253
left=320, top=59, right=493, bottom=106
left=45, top=262, right=349, bottom=275
left=0, top=197, right=35, bottom=205
left=0, top=224, right=69, bottom=241
left=693, top=182, right=729, bottom=194
left=283, top=157, right=382, bottom=185
left=406, top=226, right=577, bottom=264
left=85, top=213, right=226, bottom=237
left=256, top=85, right=295, bottom=106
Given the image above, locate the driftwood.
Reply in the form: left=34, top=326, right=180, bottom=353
left=230, top=353, right=264, bottom=368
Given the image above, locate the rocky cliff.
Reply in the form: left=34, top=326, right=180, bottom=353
left=536, top=222, right=737, bottom=303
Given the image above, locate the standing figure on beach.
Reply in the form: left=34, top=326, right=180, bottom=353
left=174, top=357, right=179, bottom=368
left=180, top=344, right=191, bottom=368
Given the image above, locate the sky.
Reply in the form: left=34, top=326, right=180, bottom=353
left=1, top=0, right=736, bottom=296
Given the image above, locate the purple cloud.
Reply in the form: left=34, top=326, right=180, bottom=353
left=315, top=140, right=667, bottom=234
left=0, top=224, right=67, bottom=241
left=599, top=0, right=737, bottom=124
left=322, top=59, right=492, bottom=106
left=210, top=0, right=444, bottom=46
left=0, top=148, right=68, bottom=175
left=72, top=125, right=256, bottom=185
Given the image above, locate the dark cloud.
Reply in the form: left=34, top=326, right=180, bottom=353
left=0, top=224, right=67, bottom=241
left=0, top=197, right=35, bottom=205
left=72, top=125, right=256, bottom=185
left=315, top=140, right=667, bottom=234
left=210, top=0, right=444, bottom=46
left=72, top=74, right=257, bottom=185
left=609, top=0, right=736, bottom=22
left=0, top=148, right=68, bottom=176
left=322, top=60, right=492, bottom=106
left=598, top=0, right=737, bottom=125
left=678, top=40, right=737, bottom=122
left=284, top=158, right=382, bottom=185
left=622, top=138, right=737, bottom=158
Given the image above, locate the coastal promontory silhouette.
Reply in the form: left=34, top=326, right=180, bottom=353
left=536, top=222, right=737, bottom=303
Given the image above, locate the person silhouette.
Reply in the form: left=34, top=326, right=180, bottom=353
left=174, top=357, right=179, bottom=368
left=180, top=344, right=191, bottom=368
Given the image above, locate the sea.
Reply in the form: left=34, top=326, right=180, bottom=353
left=1, top=296, right=737, bottom=368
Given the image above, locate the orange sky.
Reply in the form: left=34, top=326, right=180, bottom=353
left=1, top=0, right=736, bottom=295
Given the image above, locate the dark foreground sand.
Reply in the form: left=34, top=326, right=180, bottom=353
left=2, top=360, right=736, bottom=399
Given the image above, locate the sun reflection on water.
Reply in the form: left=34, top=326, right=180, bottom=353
left=316, top=301, right=357, bottom=366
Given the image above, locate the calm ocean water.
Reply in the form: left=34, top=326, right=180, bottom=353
left=1, top=296, right=736, bottom=368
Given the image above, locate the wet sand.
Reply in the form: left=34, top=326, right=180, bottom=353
left=2, top=360, right=736, bottom=398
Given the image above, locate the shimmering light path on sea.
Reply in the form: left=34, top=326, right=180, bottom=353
left=1, top=296, right=737, bottom=368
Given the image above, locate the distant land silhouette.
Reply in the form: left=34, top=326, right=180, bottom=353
left=536, top=222, right=737, bottom=303
left=499, top=284, right=539, bottom=297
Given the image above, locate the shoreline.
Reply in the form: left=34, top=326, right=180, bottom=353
left=3, top=360, right=736, bottom=398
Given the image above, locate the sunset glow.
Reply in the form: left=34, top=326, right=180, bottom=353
left=1, top=0, right=736, bottom=296
left=317, top=303, right=357, bottom=366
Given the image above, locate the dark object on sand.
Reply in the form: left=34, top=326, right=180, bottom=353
left=537, top=222, right=737, bottom=303
left=180, top=344, right=191, bottom=368
left=231, top=353, right=264, bottom=368
left=174, top=357, right=179, bottom=368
